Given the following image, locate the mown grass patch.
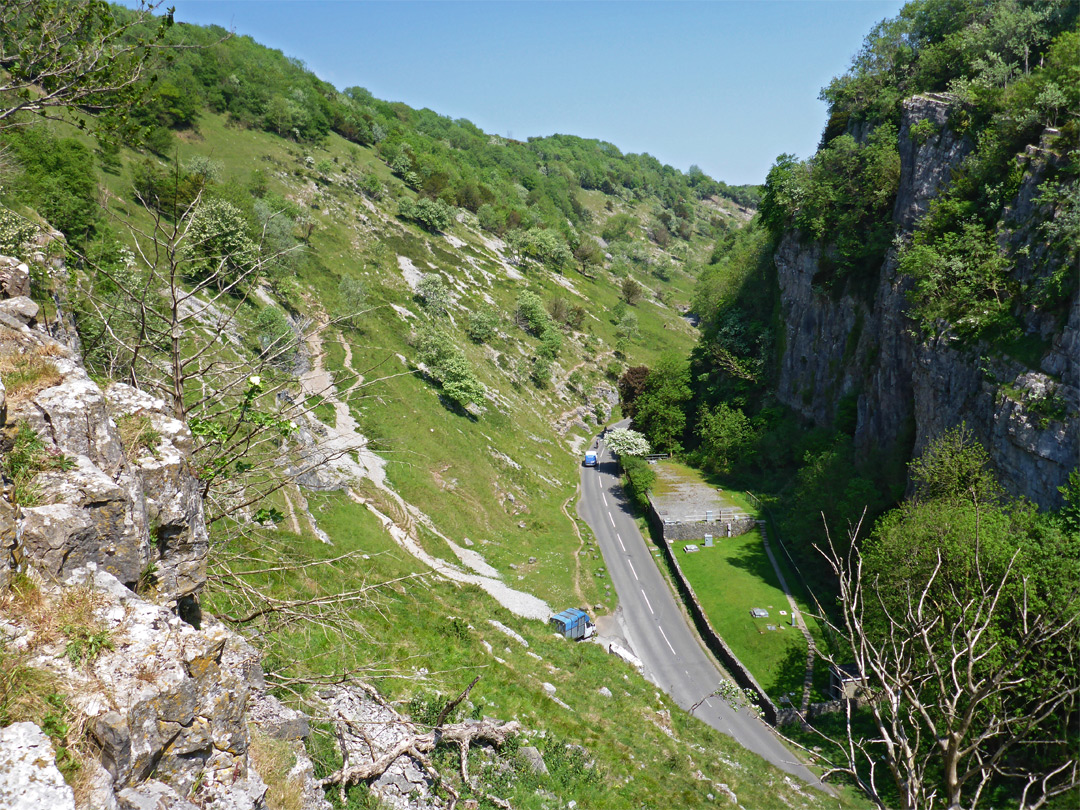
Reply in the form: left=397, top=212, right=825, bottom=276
left=674, top=529, right=808, bottom=702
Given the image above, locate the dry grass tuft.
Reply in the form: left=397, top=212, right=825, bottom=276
left=115, top=412, right=162, bottom=458
left=0, top=348, right=62, bottom=403
left=248, top=729, right=304, bottom=810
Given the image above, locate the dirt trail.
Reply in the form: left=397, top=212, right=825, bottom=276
left=296, top=326, right=551, bottom=621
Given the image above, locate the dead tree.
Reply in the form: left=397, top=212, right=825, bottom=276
left=805, top=514, right=1080, bottom=810
left=318, top=677, right=519, bottom=810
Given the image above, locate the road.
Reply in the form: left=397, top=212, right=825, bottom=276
left=577, top=430, right=820, bottom=786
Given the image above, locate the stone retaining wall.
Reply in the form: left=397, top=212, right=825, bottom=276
left=660, top=516, right=756, bottom=542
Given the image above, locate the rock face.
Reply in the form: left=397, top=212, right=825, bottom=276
left=0, top=263, right=207, bottom=601
left=773, top=97, right=1079, bottom=507
left=0, top=254, right=321, bottom=810
left=0, top=722, right=76, bottom=810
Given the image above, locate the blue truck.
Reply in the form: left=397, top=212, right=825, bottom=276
left=550, top=608, right=595, bottom=640
left=584, top=449, right=598, bottom=467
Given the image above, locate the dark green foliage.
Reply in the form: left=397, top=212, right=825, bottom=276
left=1059, top=469, right=1080, bottom=534
left=690, top=222, right=776, bottom=408
left=759, top=124, right=900, bottom=285
left=632, top=354, right=691, bottom=452
left=620, top=455, right=655, bottom=512
left=398, top=197, right=454, bottom=232
left=855, top=442, right=1080, bottom=809
left=465, top=306, right=499, bottom=344
left=0, top=128, right=99, bottom=243
left=696, top=403, right=755, bottom=474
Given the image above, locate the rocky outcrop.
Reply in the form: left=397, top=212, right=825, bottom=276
left=0, top=254, right=323, bottom=810
left=774, top=97, right=1079, bottom=508
left=0, top=261, right=206, bottom=601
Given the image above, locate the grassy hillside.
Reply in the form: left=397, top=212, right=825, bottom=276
left=0, top=14, right=875, bottom=807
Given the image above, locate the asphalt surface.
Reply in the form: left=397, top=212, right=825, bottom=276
left=576, top=429, right=821, bottom=786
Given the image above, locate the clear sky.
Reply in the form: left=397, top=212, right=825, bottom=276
left=156, top=1, right=905, bottom=185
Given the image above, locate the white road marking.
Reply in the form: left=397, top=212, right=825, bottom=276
left=658, top=625, right=676, bottom=655
left=601, top=492, right=608, bottom=506
left=608, top=512, right=615, bottom=528
left=627, top=559, right=639, bottom=581
left=641, top=589, right=654, bottom=614
left=616, top=533, right=626, bottom=552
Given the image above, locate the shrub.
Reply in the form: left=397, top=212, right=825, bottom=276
left=466, top=306, right=499, bottom=343
left=185, top=198, right=260, bottom=291
left=416, top=274, right=451, bottom=316
left=398, top=197, right=454, bottom=232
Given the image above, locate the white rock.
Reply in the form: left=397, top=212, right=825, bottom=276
left=0, top=722, right=75, bottom=810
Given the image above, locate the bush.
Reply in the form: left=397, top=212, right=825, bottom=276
left=466, top=306, right=499, bottom=343
left=185, top=198, right=260, bottom=290
left=515, top=291, right=549, bottom=336
left=621, top=455, right=655, bottom=511
left=398, top=197, right=454, bottom=232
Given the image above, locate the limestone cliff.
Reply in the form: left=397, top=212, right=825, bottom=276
left=774, top=95, right=1078, bottom=508
left=0, top=254, right=325, bottom=810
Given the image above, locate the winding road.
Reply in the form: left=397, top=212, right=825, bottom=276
left=577, top=430, right=821, bottom=787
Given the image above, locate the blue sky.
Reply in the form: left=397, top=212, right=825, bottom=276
left=159, top=1, right=905, bottom=185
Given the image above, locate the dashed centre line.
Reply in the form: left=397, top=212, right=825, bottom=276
left=658, top=625, right=676, bottom=655
left=627, top=559, right=639, bottom=581
left=641, top=590, right=654, bottom=614
left=616, top=532, right=626, bottom=552
left=607, top=512, right=615, bottom=528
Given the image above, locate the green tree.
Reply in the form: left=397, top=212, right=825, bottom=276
left=620, top=277, right=644, bottom=305
left=0, top=1, right=174, bottom=132
left=697, top=403, right=754, bottom=474
left=466, top=306, right=499, bottom=344
left=398, top=197, right=454, bottom=232
left=633, top=354, right=691, bottom=452
left=414, top=326, right=484, bottom=411
left=416, top=273, right=451, bottom=316
left=818, top=489, right=1080, bottom=810
left=185, top=197, right=260, bottom=291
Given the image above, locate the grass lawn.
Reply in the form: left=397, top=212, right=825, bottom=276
left=674, top=529, right=809, bottom=703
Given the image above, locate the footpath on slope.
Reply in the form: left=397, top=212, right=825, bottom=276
left=293, top=320, right=551, bottom=621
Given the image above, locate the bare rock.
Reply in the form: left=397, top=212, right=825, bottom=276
left=248, top=693, right=310, bottom=741
left=0, top=295, right=38, bottom=324
left=0, top=722, right=75, bottom=810
left=0, top=255, right=30, bottom=298
left=519, top=745, right=549, bottom=776
left=117, top=780, right=198, bottom=810
left=20, top=456, right=146, bottom=587
left=106, top=384, right=209, bottom=600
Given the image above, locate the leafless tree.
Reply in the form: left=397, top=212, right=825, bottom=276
left=802, top=514, right=1080, bottom=810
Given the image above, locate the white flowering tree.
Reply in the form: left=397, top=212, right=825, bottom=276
left=605, top=427, right=650, bottom=457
